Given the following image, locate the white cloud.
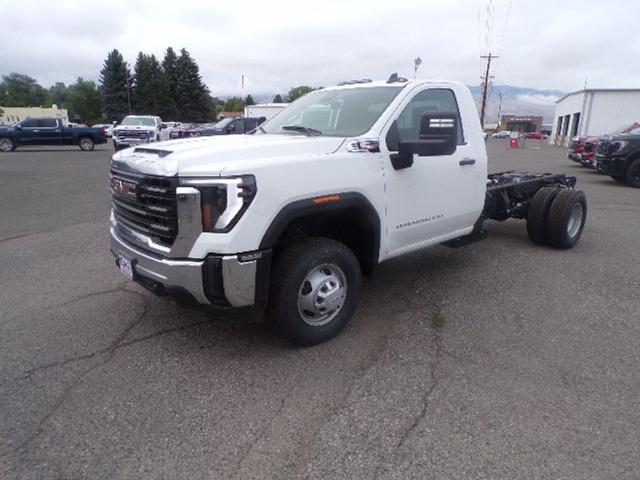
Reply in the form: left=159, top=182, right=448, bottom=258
left=0, top=0, right=638, bottom=97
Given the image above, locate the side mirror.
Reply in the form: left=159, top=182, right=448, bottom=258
left=160, top=123, right=167, bottom=129
left=227, top=124, right=236, bottom=132
left=387, top=112, right=458, bottom=170
left=15, top=124, right=22, bottom=130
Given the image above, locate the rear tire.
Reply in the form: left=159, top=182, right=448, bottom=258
left=78, top=136, right=95, bottom=151
left=624, top=158, right=640, bottom=188
left=0, top=137, right=16, bottom=152
left=526, top=187, right=560, bottom=245
left=545, top=189, right=587, bottom=249
left=268, top=237, right=361, bottom=347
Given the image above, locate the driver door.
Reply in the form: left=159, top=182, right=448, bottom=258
left=380, top=86, right=484, bottom=258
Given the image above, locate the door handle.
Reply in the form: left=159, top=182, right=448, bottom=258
left=459, top=158, right=476, bottom=166
left=33, top=130, right=40, bottom=132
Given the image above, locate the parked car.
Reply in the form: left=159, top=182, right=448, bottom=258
left=112, top=115, right=169, bottom=150
left=524, top=131, right=546, bottom=140
left=93, top=124, right=114, bottom=137
left=596, top=127, right=640, bottom=187
left=110, top=78, right=587, bottom=346
left=0, top=118, right=108, bottom=152
left=186, top=117, right=265, bottom=137
left=491, top=130, right=511, bottom=138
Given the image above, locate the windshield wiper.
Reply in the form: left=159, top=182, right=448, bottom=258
left=281, top=125, right=322, bottom=136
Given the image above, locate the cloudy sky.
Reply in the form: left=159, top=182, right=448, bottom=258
left=1, top=0, right=637, bottom=97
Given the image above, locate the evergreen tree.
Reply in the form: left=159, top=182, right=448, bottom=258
left=272, top=94, right=284, bottom=103
left=99, top=49, right=132, bottom=121
left=162, top=47, right=180, bottom=114
left=132, top=53, right=176, bottom=119
left=223, top=97, right=244, bottom=112
left=66, top=77, right=104, bottom=124
left=174, top=48, right=211, bottom=122
left=245, top=94, right=255, bottom=106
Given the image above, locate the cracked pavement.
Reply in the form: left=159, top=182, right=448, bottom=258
left=1, top=142, right=639, bottom=479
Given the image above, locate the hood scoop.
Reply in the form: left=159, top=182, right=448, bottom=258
left=133, top=147, right=172, bottom=158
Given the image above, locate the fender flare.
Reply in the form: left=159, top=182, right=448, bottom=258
left=259, top=192, right=381, bottom=272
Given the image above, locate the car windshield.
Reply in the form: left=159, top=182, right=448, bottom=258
left=260, top=86, right=403, bottom=137
left=214, top=118, right=233, bottom=129
left=120, top=117, right=155, bottom=126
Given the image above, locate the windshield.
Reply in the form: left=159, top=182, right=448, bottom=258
left=261, top=86, right=403, bottom=137
left=214, top=118, right=233, bottom=129
left=120, top=117, right=155, bottom=127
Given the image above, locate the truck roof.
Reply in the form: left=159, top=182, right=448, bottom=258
left=322, top=78, right=462, bottom=91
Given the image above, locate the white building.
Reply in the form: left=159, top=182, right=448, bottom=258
left=551, top=89, right=640, bottom=146
left=0, top=104, right=69, bottom=126
left=244, top=103, right=289, bottom=121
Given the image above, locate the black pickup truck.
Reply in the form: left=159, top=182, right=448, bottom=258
left=0, top=118, right=108, bottom=152
left=596, top=129, right=640, bottom=187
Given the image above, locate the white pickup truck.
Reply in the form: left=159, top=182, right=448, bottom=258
left=113, top=115, right=169, bottom=151
left=110, top=77, right=587, bottom=346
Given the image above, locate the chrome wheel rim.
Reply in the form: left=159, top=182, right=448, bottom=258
left=0, top=138, right=13, bottom=151
left=566, top=202, right=583, bottom=238
left=297, top=263, right=347, bottom=326
left=80, top=138, right=92, bottom=150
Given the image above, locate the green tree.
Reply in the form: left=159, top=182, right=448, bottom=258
left=286, top=86, right=314, bottom=102
left=174, top=48, right=211, bottom=122
left=133, top=52, right=177, bottom=119
left=272, top=94, right=284, bottom=103
left=49, top=82, right=69, bottom=107
left=66, top=77, right=104, bottom=124
left=0, top=73, right=51, bottom=107
left=245, top=94, right=255, bottom=106
left=162, top=47, right=180, bottom=114
left=99, top=49, right=132, bottom=121
left=223, top=97, right=244, bottom=112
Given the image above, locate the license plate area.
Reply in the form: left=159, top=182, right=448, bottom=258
left=118, top=254, right=135, bottom=280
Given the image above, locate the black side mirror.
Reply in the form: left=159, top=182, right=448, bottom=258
left=160, top=123, right=167, bottom=129
left=15, top=124, right=22, bottom=130
left=227, top=124, right=236, bottom=132
left=387, top=112, right=458, bottom=170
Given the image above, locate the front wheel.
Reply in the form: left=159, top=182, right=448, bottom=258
left=624, top=158, right=640, bottom=188
left=268, top=237, right=362, bottom=346
left=0, top=137, right=16, bottom=152
left=78, top=136, right=95, bottom=151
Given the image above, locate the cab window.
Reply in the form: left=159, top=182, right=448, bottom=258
left=38, top=119, right=58, bottom=128
left=392, top=89, right=464, bottom=146
left=21, top=119, right=38, bottom=128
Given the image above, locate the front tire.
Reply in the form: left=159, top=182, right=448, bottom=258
left=0, top=137, right=16, bottom=152
left=624, top=158, right=640, bottom=188
left=78, top=136, right=95, bottom=151
left=268, top=237, right=362, bottom=346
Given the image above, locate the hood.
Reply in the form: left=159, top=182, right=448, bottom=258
left=111, top=134, right=346, bottom=177
left=114, top=125, right=154, bottom=131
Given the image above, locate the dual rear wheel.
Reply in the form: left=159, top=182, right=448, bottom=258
left=526, top=187, right=587, bottom=249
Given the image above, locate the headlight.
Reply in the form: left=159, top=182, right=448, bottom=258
left=612, top=140, right=628, bottom=152
left=179, top=176, right=256, bottom=232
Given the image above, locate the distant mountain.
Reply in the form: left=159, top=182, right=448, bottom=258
left=468, top=85, right=565, bottom=124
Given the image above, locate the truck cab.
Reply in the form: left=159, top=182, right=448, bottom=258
left=110, top=78, right=586, bottom=346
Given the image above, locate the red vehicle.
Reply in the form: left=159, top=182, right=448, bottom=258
left=524, top=131, right=546, bottom=140
left=569, top=122, right=640, bottom=169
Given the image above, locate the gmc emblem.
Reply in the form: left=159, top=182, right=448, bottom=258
left=111, top=178, right=137, bottom=199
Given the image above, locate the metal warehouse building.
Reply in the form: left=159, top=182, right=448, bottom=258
left=551, top=89, right=640, bottom=146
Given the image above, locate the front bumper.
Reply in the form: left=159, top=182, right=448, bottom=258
left=110, top=227, right=270, bottom=308
left=596, top=155, right=626, bottom=176
left=114, top=136, right=154, bottom=147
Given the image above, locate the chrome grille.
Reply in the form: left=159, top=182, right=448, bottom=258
left=110, top=169, right=178, bottom=246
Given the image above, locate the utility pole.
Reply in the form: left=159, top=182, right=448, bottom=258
left=480, top=53, right=498, bottom=129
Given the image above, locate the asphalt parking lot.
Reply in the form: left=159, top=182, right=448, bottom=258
left=1, top=139, right=639, bottom=479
